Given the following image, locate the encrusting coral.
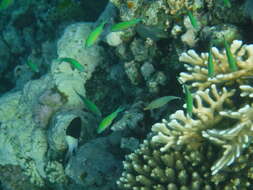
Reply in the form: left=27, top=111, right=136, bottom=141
left=118, top=40, right=253, bottom=189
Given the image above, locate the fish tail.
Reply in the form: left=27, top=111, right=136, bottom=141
left=116, top=106, right=125, bottom=113
left=99, top=20, right=107, bottom=28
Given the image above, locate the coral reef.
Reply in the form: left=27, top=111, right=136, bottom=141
left=52, top=22, right=104, bottom=107
left=118, top=40, right=253, bottom=189
left=153, top=40, right=253, bottom=174
left=106, top=31, right=124, bottom=47
left=45, top=161, right=67, bottom=184
left=1, top=0, right=253, bottom=189
left=107, top=0, right=246, bottom=98
left=111, top=101, right=144, bottom=132
left=179, top=40, right=253, bottom=90
left=120, top=137, right=140, bottom=152
left=117, top=139, right=253, bottom=189
left=117, top=140, right=215, bottom=189
left=48, top=109, right=95, bottom=154
left=110, top=0, right=246, bottom=44
left=0, top=0, right=108, bottom=94
left=0, top=22, right=104, bottom=188
left=0, top=165, right=41, bottom=190
left=0, top=77, right=50, bottom=186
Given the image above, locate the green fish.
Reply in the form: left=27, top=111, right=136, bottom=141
left=223, top=0, right=231, bottom=8
left=0, top=0, right=13, bottom=11
left=223, top=37, right=238, bottom=72
left=97, top=107, right=124, bottom=134
left=74, top=90, right=102, bottom=117
left=58, top=57, right=85, bottom=72
left=178, top=79, right=193, bottom=117
left=111, top=18, right=142, bottom=32
left=184, top=84, right=193, bottom=117
left=144, top=96, right=181, bottom=110
left=207, top=48, right=215, bottom=77
left=85, top=21, right=106, bottom=48
left=26, top=59, right=39, bottom=73
left=187, top=11, right=199, bottom=30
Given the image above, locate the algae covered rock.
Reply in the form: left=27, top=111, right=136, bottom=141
left=48, top=109, right=95, bottom=153
left=51, top=22, right=105, bottom=107
left=0, top=22, right=106, bottom=188
left=0, top=76, right=51, bottom=186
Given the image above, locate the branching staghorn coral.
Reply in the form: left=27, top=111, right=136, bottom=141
left=179, top=40, right=253, bottom=90
left=202, top=105, right=252, bottom=175
left=151, top=40, right=253, bottom=176
left=152, top=84, right=235, bottom=151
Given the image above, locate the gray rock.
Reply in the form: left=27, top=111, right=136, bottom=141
left=65, top=136, right=121, bottom=190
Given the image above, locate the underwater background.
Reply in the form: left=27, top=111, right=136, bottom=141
left=0, top=0, right=253, bottom=189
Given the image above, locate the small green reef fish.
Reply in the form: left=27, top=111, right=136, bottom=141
left=144, top=96, right=181, bottom=110
left=184, top=84, right=193, bottom=117
left=26, top=59, right=39, bottom=73
left=0, top=0, right=13, bottom=11
left=207, top=48, right=215, bottom=77
left=187, top=11, right=199, bottom=30
left=74, top=90, right=102, bottom=117
left=223, top=0, right=231, bottom=8
left=111, top=18, right=142, bottom=32
left=183, top=84, right=193, bottom=117
left=85, top=21, right=106, bottom=48
left=178, top=79, right=193, bottom=117
left=97, top=107, right=124, bottom=134
left=58, top=57, right=85, bottom=72
left=223, top=37, right=238, bottom=72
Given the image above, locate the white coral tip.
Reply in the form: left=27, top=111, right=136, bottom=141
left=238, top=105, right=250, bottom=113
left=240, top=85, right=252, bottom=90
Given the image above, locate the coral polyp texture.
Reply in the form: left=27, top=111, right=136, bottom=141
left=117, top=140, right=215, bottom=190
left=118, top=40, right=253, bottom=189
